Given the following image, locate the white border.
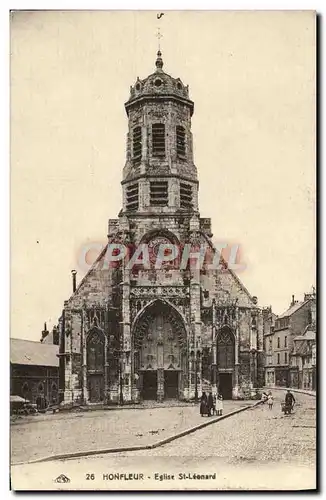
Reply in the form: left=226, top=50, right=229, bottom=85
left=3, top=2, right=323, bottom=498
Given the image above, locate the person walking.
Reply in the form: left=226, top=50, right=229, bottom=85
left=200, top=392, right=208, bottom=416
left=207, top=391, right=214, bottom=416
left=212, top=393, right=217, bottom=416
left=217, top=393, right=223, bottom=416
left=267, top=393, right=273, bottom=410
left=284, top=389, right=296, bottom=414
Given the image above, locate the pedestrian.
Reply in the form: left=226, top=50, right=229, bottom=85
left=217, top=393, right=223, bottom=416
left=212, top=393, right=217, bottom=416
left=200, top=391, right=208, bottom=416
left=284, top=389, right=295, bottom=413
left=267, top=393, right=273, bottom=410
left=36, top=395, right=41, bottom=412
left=207, top=391, right=214, bottom=416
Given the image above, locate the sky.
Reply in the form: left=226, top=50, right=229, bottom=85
left=10, top=10, right=316, bottom=341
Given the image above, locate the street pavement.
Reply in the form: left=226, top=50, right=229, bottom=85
left=11, top=399, right=250, bottom=464
left=11, top=392, right=316, bottom=490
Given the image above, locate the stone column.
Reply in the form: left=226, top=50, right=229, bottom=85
left=63, top=308, right=73, bottom=404
left=104, top=334, right=109, bottom=404
left=157, top=368, right=164, bottom=402
left=81, top=309, right=88, bottom=404
left=157, top=327, right=164, bottom=401
left=250, top=311, right=258, bottom=389
left=233, top=306, right=240, bottom=399
left=121, top=235, right=132, bottom=402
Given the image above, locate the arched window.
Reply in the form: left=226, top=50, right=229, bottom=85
left=133, top=126, right=142, bottom=160
left=217, top=327, right=234, bottom=369
left=176, top=125, right=186, bottom=157
left=87, top=330, right=105, bottom=372
left=152, top=123, right=165, bottom=157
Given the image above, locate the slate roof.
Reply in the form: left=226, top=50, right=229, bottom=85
left=11, top=338, right=59, bottom=367
left=278, top=301, right=305, bottom=319
left=294, top=330, right=316, bottom=342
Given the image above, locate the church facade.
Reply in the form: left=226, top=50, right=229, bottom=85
left=58, top=51, right=265, bottom=405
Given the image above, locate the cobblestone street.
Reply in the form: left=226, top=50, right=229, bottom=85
left=11, top=392, right=316, bottom=490
left=118, top=392, right=316, bottom=466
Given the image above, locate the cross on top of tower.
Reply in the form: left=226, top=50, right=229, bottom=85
left=155, top=28, right=164, bottom=71
left=156, top=27, right=163, bottom=49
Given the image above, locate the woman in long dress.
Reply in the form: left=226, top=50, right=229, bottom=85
left=200, top=392, right=208, bottom=416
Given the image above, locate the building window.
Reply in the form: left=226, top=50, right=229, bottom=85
left=176, top=125, right=186, bottom=157
left=277, top=337, right=280, bottom=348
left=180, top=183, right=193, bottom=209
left=284, top=352, right=288, bottom=364
left=277, top=353, right=280, bottom=364
left=284, top=336, right=287, bottom=348
left=126, top=183, right=139, bottom=211
left=269, top=338, right=272, bottom=352
left=132, top=126, right=142, bottom=161
left=150, top=181, right=168, bottom=206
left=217, top=327, right=235, bottom=370
left=87, top=330, right=104, bottom=372
left=152, top=123, right=165, bottom=157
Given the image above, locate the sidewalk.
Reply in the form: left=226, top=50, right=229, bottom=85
left=264, top=386, right=316, bottom=397
left=11, top=400, right=253, bottom=465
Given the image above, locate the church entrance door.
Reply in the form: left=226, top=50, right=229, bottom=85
left=142, top=371, right=157, bottom=400
left=133, top=300, right=187, bottom=401
left=88, top=375, right=104, bottom=403
left=164, top=371, right=179, bottom=399
left=219, top=373, right=233, bottom=400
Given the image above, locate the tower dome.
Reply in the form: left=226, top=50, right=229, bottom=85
left=125, top=51, right=194, bottom=116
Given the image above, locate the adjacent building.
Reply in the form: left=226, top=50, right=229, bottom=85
left=10, top=335, right=59, bottom=404
left=263, top=306, right=277, bottom=387
left=264, top=291, right=316, bottom=389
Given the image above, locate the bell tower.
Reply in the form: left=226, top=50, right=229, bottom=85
left=122, top=51, right=199, bottom=215
left=60, top=45, right=265, bottom=407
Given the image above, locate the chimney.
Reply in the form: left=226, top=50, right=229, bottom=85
left=52, top=325, right=59, bottom=345
left=291, top=295, right=295, bottom=306
left=41, top=322, right=49, bottom=342
left=71, top=269, right=77, bottom=293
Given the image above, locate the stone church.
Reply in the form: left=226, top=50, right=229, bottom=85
left=58, top=51, right=265, bottom=405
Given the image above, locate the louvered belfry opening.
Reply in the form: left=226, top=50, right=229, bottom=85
left=126, top=183, right=139, bottom=211
left=180, top=182, right=193, bottom=209
left=152, top=123, right=165, bottom=157
left=150, top=181, right=168, bottom=206
left=176, top=125, right=186, bottom=157
left=133, top=126, right=142, bottom=164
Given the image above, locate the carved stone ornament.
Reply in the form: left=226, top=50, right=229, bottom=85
left=130, top=286, right=187, bottom=298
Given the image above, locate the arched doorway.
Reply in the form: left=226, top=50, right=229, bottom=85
left=217, top=326, right=235, bottom=400
left=133, top=300, right=187, bottom=401
left=87, top=328, right=105, bottom=403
